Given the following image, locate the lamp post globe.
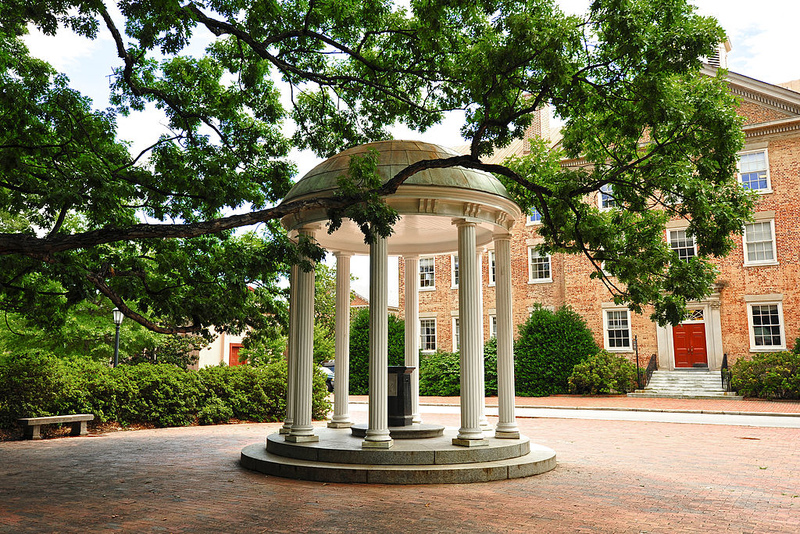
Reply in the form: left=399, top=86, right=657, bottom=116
left=112, top=308, right=123, bottom=367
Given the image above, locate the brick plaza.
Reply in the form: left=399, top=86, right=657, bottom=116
left=1, top=401, right=798, bottom=533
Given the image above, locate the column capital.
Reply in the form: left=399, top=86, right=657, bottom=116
left=452, top=217, right=479, bottom=228
left=493, top=231, right=512, bottom=242
left=403, top=254, right=420, bottom=261
left=333, top=250, right=353, bottom=259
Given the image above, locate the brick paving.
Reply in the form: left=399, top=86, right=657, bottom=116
left=1, top=404, right=799, bottom=533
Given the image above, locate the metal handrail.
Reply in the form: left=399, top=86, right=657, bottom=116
left=638, top=354, right=658, bottom=389
left=721, top=353, right=733, bottom=392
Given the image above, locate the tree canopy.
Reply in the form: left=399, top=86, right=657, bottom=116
left=1, top=0, right=752, bottom=336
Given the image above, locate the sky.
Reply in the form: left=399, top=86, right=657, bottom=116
left=21, top=0, right=800, bottom=303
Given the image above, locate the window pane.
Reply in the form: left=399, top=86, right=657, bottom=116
left=529, top=249, right=551, bottom=280
left=670, top=230, right=696, bottom=261
left=452, top=255, right=459, bottom=287
left=606, top=310, right=630, bottom=349
left=745, top=222, right=775, bottom=263
left=529, top=209, right=542, bottom=223
left=489, top=251, right=496, bottom=284
left=420, top=319, right=436, bottom=351
left=419, top=258, right=435, bottom=288
left=740, top=152, right=768, bottom=191
left=600, top=184, right=617, bottom=209
left=751, top=305, right=782, bottom=347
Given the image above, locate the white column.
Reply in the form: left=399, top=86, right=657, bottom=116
left=404, top=255, right=422, bottom=424
left=453, top=219, right=487, bottom=447
left=280, top=264, right=299, bottom=435
left=494, top=233, right=520, bottom=438
left=477, top=249, right=490, bottom=432
left=363, top=235, right=393, bottom=448
left=287, top=229, right=318, bottom=443
left=329, top=252, right=353, bottom=428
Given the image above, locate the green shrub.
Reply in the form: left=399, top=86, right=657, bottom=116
left=731, top=351, right=800, bottom=400
left=419, top=350, right=461, bottom=396
left=483, top=337, right=498, bottom=396
left=0, top=351, right=67, bottom=427
left=568, top=350, right=637, bottom=394
left=0, top=352, right=331, bottom=431
left=348, top=308, right=405, bottom=394
left=514, top=305, right=599, bottom=396
left=418, top=339, right=500, bottom=397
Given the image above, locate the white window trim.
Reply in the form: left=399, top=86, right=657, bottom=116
left=419, top=256, right=436, bottom=291
left=603, top=308, right=633, bottom=353
left=488, top=250, right=496, bottom=287
left=527, top=246, right=552, bottom=284
left=419, top=318, right=437, bottom=353
left=598, top=184, right=616, bottom=211
left=452, top=317, right=460, bottom=352
left=667, top=228, right=698, bottom=261
left=738, top=149, right=772, bottom=194
left=746, top=300, right=786, bottom=352
left=450, top=254, right=459, bottom=289
left=526, top=210, right=543, bottom=226
left=489, top=314, right=497, bottom=339
left=743, top=218, right=778, bottom=267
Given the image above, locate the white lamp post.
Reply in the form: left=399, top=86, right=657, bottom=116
left=112, top=307, right=124, bottom=367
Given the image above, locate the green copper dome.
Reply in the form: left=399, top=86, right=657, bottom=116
left=283, top=140, right=511, bottom=203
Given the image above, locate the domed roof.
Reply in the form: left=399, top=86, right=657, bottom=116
left=283, top=140, right=511, bottom=203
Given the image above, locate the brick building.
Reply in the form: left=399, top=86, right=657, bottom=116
left=398, top=66, right=800, bottom=371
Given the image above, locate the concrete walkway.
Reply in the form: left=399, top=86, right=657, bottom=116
left=2, top=397, right=799, bottom=533
left=351, top=394, right=800, bottom=416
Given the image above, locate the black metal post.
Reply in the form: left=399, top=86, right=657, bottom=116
left=113, top=323, right=121, bottom=367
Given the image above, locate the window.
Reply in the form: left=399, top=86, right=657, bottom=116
left=604, top=309, right=631, bottom=351
left=489, top=315, right=497, bottom=339
left=743, top=220, right=777, bottom=265
left=747, top=303, right=785, bottom=351
left=419, top=257, right=435, bottom=289
left=668, top=229, right=696, bottom=262
left=527, top=209, right=542, bottom=225
left=528, top=247, right=552, bottom=282
left=599, top=184, right=617, bottom=210
left=420, top=319, right=437, bottom=352
left=488, top=250, right=496, bottom=286
left=451, top=255, right=459, bottom=288
left=452, top=318, right=460, bottom=352
left=739, top=150, right=771, bottom=192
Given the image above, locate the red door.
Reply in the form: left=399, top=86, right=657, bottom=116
left=673, top=324, right=708, bottom=368
left=229, top=343, right=245, bottom=366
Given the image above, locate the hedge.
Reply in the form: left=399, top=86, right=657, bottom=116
left=348, top=308, right=405, bottom=394
left=514, top=305, right=599, bottom=396
left=418, top=338, right=500, bottom=396
left=0, top=351, right=330, bottom=431
left=568, top=350, right=638, bottom=394
left=731, top=351, right=800, bottom=400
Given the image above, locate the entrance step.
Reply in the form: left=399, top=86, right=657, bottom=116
left=628, top=369, right=742, bottom=400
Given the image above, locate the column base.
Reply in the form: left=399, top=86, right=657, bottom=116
left=452, top=437, right=488, bottom=448
left=479, top=417, right=492, bottom=431
left=495, top=430, right=521, bottom=439
left=279, top=427, right=291, bottom=435
left=411, top=414, right=422, bottom=425
left=285, top=434, right=319, bottom=443
left=362, top=439, right=393, bottom=449
left=327, top=420, right=353, bottom=429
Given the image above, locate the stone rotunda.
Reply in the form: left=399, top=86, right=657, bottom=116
left=241, top=140, right=557, bottom=483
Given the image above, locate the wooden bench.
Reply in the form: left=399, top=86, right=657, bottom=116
left=18, top=414, right=94, bottom=440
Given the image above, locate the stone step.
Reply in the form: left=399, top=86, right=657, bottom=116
left=629, top=370, right=739, bottom=399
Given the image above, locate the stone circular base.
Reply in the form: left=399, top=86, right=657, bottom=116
left=241, top=427, right=556, bottom=484
left=350, top=423, right=444, bottom=439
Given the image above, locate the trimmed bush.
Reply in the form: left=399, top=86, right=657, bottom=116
left=731, top=351, right=800, bottom=400
left=348, top=308, right=405, bottom=395
left=419, top=351, right=461, bottom=396
left=568, top=350, right=637, bottom=394
left=514, top=305, right=599, bottom=396
left=417, top=339, right=500, bottom=397
left=0, top=352, right=331, bottom=432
